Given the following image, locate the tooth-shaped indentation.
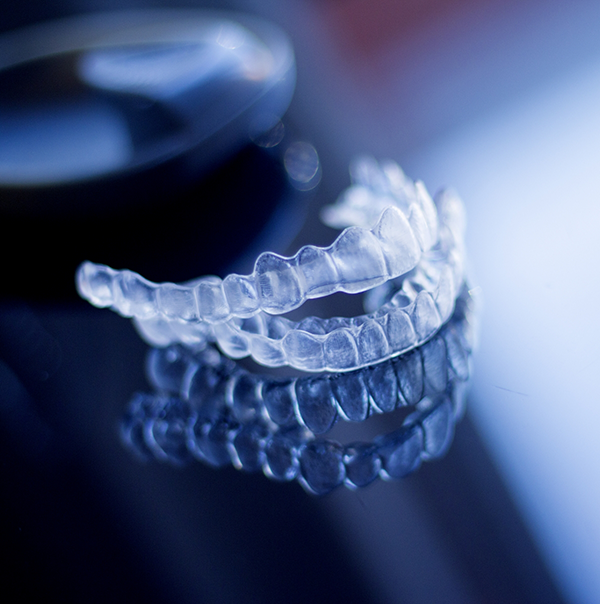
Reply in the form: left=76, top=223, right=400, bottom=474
left=384, top=308, right=417, bottom=352
left=410, top=291, right=442, bottom=341
left=134, top=316, right=179, bottom=347
left=295, top=377, right=337, bottom=434
left=297, top=246, right=339, bottom=297
left=230, top=422, right=269, bottom=472
left=249, top=334, right=285, bottom=367
left=356, top=319, right=390, bottom=366
left=113, top=271, right=149, bottom=318
left=299, top=440, right=345, bottom=495
left=125, top=272, right=158, bottom=319
left=157, top=283, right=199, bottom=322
left=434, top=265, right=455, bottom=321
left=266, top=316, right=292, bottom=340
left=222, top=273, right=259, bottom=318
left=190, top=417, right=234, bottom=467
left=450, top=380, right=470, bottom=419
left=420, top=396, right=454, bottom=460
left=444, top=327, right=470, bottom=381
left=389, top=290, right=412, bottom=309
left=229, top=373, right=261, bottom=422
left=262, top=380, right=296, bottom=427
left=195, top=278, right=229, bottom=323
left=373, top=206, right=420, bottom=276
left=144, top=397, right=192, bottom=464
left=322, top=316, right=352, bottom=332
left=212, top=321, right=250, bottom=359
left=263, top=426, right=309, bottom=481
left=186, top=361, right=225, bottom=415
left=421, top=337, right=447, bottom=393
left=395, top=349, right=424, bottom=405
left=255, top=253, right=304, bottom=314
left=169, top=320, right=206, bottom=346
left=330, top=228, right=388, bottom=292
left=376, top=424, right=423, bottom=479
left=282, top=330, right=324, bottom=372
left=297, top=315, right=328, bottom=335
left=330, top=372, right=369, bottom=422
left=324, top=329, right=359, bottom=371
left=240, top=313, right=267, bottom=336
left=407, top=204, right=430, bottom=253
left=146, top=346, right=190, bottom=393
left=76, top=261, right=116, bottom=307
left=343, top=443, right=381, bottom=489
left=365, top=360, right=399, bottom=412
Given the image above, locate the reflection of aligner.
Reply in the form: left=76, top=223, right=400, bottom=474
left=76, top=159, right=451, bottom=341
left=133, top=186, right=465, bottom=372
left=120, top=286, right=475, bottom=493
left=123, top=389, right=463, bottom=495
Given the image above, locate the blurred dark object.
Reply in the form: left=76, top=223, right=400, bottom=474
left=0, top=11, right=295, bottom=213
left=0, top=10, right=298, bottom=301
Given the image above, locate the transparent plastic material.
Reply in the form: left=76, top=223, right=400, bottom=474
left=122, top=384, right=466, bottom=494
left=110, top=156, right=476, bottom=493
left=76, top=162, right=439, bottom=322
left=77, top=158, right=468, bottom=372
left=144, top=286, right=474, bottom=434
left=131, top=186, right=465, bottom=371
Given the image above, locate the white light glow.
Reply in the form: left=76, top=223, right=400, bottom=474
left=409, top=56, right=600, bottom=604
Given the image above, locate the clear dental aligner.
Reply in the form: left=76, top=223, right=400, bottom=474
left=120, top=285, right=475, bottom=494
left=121, top=378, right=467, bottom=495
left=76, top=160, right=439, bottom=324
left=144, top=285, right=475, bottom=436
left=133, top=186, right=466, bottom=372
left=321, top=156, right=438, bottom=230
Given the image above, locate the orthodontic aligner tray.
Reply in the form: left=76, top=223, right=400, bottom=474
left=76, top=158, right=466, bottom=373
left=134, top=187, right=464, bottom=371
left=77, top=158, right=438, bottom=324
left=144, top=285, right=474, bottom=435
left=120, top=285, right=475, bottom=494
left=77, top=157, right=476, bottom=493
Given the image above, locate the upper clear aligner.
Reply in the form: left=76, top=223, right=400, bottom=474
left=76, top=158, right=439, bottom=323
left=76, top=158, right=466, bottom=372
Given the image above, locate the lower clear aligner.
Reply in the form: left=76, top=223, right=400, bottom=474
left=133, top=187, right=465, bottom=372
left=143, top=285, right=475, bottom=435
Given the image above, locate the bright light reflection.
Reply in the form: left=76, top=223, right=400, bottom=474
left=408, top=56, right=600, bottom=604
left=0, top=100, right=132, bottom=185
